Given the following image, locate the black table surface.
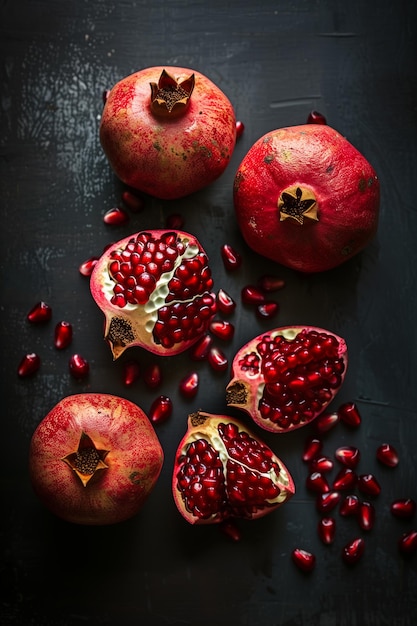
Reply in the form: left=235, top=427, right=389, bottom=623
left=1, top=1, right=417, bottom=625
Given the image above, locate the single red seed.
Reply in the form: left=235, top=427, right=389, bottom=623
left=342, top=537, right=365, bottom=565
left=209, top=320, right=235, bottom=341
left=390, top=498, right=416, bottom=520
left=241, top=285, right=265, bottom=305
left=333, top=467, right=357, bottom=491
left=314, top=411, right=339, bottom=433
left=258, top=275, right=285, bottom=292
left=339, top=494, right=360, bottom=517
left=316, top=491, right=341, bottom=513
left=219, top=519, right=242, bottom=542
left=179, top=371, right=199, bottom=398
left=256, top=301, right=279, bottom=319
left=398, top=530, right=417, bottom=555
left=306, top=471, right=330, bottom=494
left=292, top=548, right=316, bottom=573
left=335, top=445, right=361, bottom=469
left=189, top=334, right=213, bottom=360
left=69, top=354, right=89, bottom=379
left=307, top=110, right=327, bottom=125
left=318, top=517, right=336, bottom=545
left=338, top=401, right=362, bottom=427
left=18, top=353, right=41, bottom=377
left=357, top=473, right=381, bottom=497
left=221, top=244, right=242, bottom=271
left=235, top=120, right=245, bottom=138
left=122, top=360, right=140, bottom=386
left=358, top=501, right=375, bottom=531
left=27, top=301, right=52, bottom=324
left=102, top=89, right=110, bottom=104
left=376, top=443, right=399, bottom=467
left=216, top=289, right=236, bottom=315
left=208, top=346, right=228, bottom=372
left=310, top=456, right=334, bottom=473
left=144, top=363, right=162, bottom=388
left=103, top=207, right=129, bottom=226
left=302, top=437, right=323, bottom=463
left=122, top=190, right=144, bottom=212
left=165, top=213, right=184, bottom=229
left=149, top=395, right=173, bottom=424
left=79, top=256, right=98, bottom=277
left=54, top=321, right=73, bottom=350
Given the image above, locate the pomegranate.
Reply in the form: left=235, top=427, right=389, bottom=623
left=100, top=66, right=236, bottom=199
left=29, top=394, right=163, bottom=525
left=226, top=326, right=348, bottom=433
left=172, top=411, right=295, bottom=525
left=233, top=124, right=380, bottom=273
left=90, top=230, right=217, bottom=358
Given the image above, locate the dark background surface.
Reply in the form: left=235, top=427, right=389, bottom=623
left=1, top=1, right=417, bottom=624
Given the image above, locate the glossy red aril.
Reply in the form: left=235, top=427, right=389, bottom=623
left=221, top=244, right=242, bottom=271
left=226, top=326, right=348, bottom=433
left=18, top=353, right=41, bottom=377
left=220, top=519, right=242, bottom=542
left=358, top=501, right=375, bottom=531
left=208, top=346, right=228, bottom=372
left=256, top=301, right=279, bottom=320
left=172, top=411, right=295, bottom=524
left=357, top=473, right=381, bottom=497
left=333, top=467, right=357, bottom=491
left=103, top=207, right=129, bottom=226
left=334, top=445, right=360, bottom=469
left=307, top=110, right=327, bottom=125
left=27, top=301, right=52, bottom=324
left=314, top=411, right=339, bottom=433
left=292, top=548, right=316, bottom=572
left=316, top=491, right=341, bottom=513
left=100, top=66, right=236, bottom=200
left=310, top=456, right=334, bottom=474
left=179, top=372, right=199, bottom=399
left=149, top=395, right=173, bottom=425
left=90, top=230, right=217, bottom=358
left=144, top=363, right=162, bottom=389
left=79, top=256, right=98, bottom=277
left=122, top=360, right=140, bottom=386
left=122, top=190, right=144, bottom=212
left=216, top=289, right=236, bottom=315
left=258, top=275, right=285, bottom=292
left=339, top=494, right=360, bottom=516
left=209, top=320, right=235, bottom=341
left=318, top=517, right=336, bottom=544
left=69, top=354, right=89, bottom=379
left=302, top=437, right=323, bottom=463
left=398, top=531, right=417, bottom=555
left=306, top=472, right=330, bottom=494
left=390, top=498, right=416, bottom=519
left=241, top=285, right=265, bottom=305
left=376, top=443, right=399, bottom=467
left=342, top=537, right=365, bottom=564
left=235, top=120, right=245, bottom=138
left=54, top=321, right=73, bottom=350
left=338, top=401, right=362, bottom=427
left=189, top=334, right=213, bottom=360
left=165, top=213, right=184, bottom=229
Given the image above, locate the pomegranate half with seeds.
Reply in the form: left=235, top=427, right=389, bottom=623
left=90, top=230, right=217, bottom=358
left=29, top=394, right=164, bottom=525
left=172, top=411, right=295, bottom=524
left=233, top=124, right=380, bottom=273
left=100, top=66, right=236, bottom=199
left=226, top=326, right=348, bottom=433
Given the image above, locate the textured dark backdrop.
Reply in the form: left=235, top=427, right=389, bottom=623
left=1, top=1, right=416, bottom=625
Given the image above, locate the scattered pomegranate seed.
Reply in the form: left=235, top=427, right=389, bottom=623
left=390, top=498, right=416, bottom=520
left=314, top=411, right=339, bottom=433
left=149, top=395, right=173, bottom=424
left=122, top=190, right=144, bottom=212
left=342, top=537, right=365, bottom=565
left=333, top=467, right=357, bottom=491
left=79, top=256, right=98, bottom=277
left=18, top=353, right=41, bottom=377
left=258, top=275, right=285, bottom=292
left=357, top=473, right=381, bottom=497
left=220, top=519, right=242, bottom=542
left=235, top=120, right=245, bottom=138
left=358, top=501, right=375, bottom=531
left=179, top=371, right=199, bottom=398
left=209, top=320, right=235, bottom=341
left=334, top=445, right=361, bottom=469
left=189, top=334, right=213, bottom=360
left=376, top=443, right=399, bottom=467
left=318, top=517, right=336, bottom=544
left=338, top=401, right=361, bottom=427
left=398, top=530, right=417, bottom=555
left=302, top=437, right=323, bottom=463
left=27, top=301, right=52, bottom=324
left=256, top=301, right=279, bottom=319
left=68, top=354, right=89, bottom=379
left=144, top=363, right=162, bottom=388
left=122, top=360, right=140, bottom=386
left=307, top=110, right=327, bottom=125
left=241, top=285, right=265, bottom=305
left=316, top=491, right=341, bottom=513
left=54, top=321, right=73, bottom=350
left=310, top=456, right=334, bottom=473
left=292, top=548, right=316, bottom=572
left=221, top=244, right=242, bottom=271
left=216, top=289, right=236, bottom=315
left=102, top=89, right=110, bottom=104
left=208, top=346, right=228, bottom=372
left=165, top=213, right=184, bottom=229
left=306, top=471, right=330, bottom=494
left=339, top=494, right=360, bottom=517
left=103, top=207, right=129, bottom=226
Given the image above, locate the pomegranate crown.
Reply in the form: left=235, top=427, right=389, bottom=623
left=150, top=69, right=195, bottom=118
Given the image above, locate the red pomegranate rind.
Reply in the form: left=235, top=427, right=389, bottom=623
left=172, top=411, right=295, bottom=525
left=226, top=325, right=348, bottom=433
left=90, top=230, right=217, bottom=359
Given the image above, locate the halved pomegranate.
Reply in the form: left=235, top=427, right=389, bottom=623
left=90, top=230, right=217, bottom=358
left=226, top=326, right=348, bottom=433
left=172, top=411, right=295, bottom=524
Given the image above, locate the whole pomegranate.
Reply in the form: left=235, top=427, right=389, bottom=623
left=226, top=326, right=348, bottom=433
left=90, top=230, right=217, bottom=359
left=172, top=410, right=295, bottom=524
left=233, top=124, right=380, bottom=272
left=100, top=66, right=236, bottom=199
left=29, top=394, right=164, bottom=525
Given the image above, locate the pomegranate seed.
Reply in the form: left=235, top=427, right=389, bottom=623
left=306, top=471, right=330, bottom=494
left=165, top=213, right=184, bottom=229
left=339, top=494, right=360, bottom=517
left=318, top=517, right=336, bottom=544
left=144, top=363, right=162, bottom=388
left=220, top=519, right=242, bottom=542
left=334, top=445, right=361, bottom=469
left=338, top=401, right=361, bottom=427
left=122, top=190, right=144, bottom=212
left=258, top=275, right=285, bottom=292
left=54, top=321, right=73, bottom=350
left=189, top=334, right=213, bottom=360
left=333, top=467, right=357, bottom=491
left=316, top=491, right=341, bottom=513
left=79, top=256, right=98, bottom=277
left=357, top=473, right=381, bottom=497
left=179, top=371, right=199, bottom=398
left=342, top=537, right=365, bottom=565
left=18, top=353, right=40, bottom=377
left=209, top=320, right=235, bottom=341
left=235, top=120, right=245, bottom=138
left=221, top=244, right=242, bottom=271
left=216, top=289, right=236, bottom=315
left=310, top=456, right=334, bottom=473
left=307, top=110, right=327, bottom=125
left=314, top=411, right=339, bottom=433
left=103, top=207, right=129, bottom=225
left=256, top=301, right=279, bottom=319
left=241, top=285, right=265, bottom=305
left=376, top=443, right=399, bottom=467
left=358, top=501, right=375, bottom=531
left=398, top=530, right=417, bottom=555
left=27, top=301, right=52, bottom=323
left=69, top=354, right=89, bottom=379
left=149, top=395, right=173, bottom=424
left=102, top=89, right=110, bottom=104
left=391, top=498, right=416, bottom=520
left=292, top=548, right=316, bottom=572
left=208, top=346, right=228, bottom=372
left=302, top=437, right=323, bottom=463
left=122, top=360, right=140, bottom=386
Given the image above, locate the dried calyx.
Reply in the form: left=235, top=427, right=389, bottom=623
left=61, top=432, right=109, bottom=487
left=150, top=69, right=195, bottom=118
left=278, top=186, right=318, bottom=225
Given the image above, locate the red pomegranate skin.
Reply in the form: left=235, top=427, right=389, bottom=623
left=233, top=124, right=380, bottom=273
left=100, top=66, right=236, bottom=199
left=29, top=394, right=164, bottom=525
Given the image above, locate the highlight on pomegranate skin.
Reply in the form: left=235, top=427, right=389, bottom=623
left=90, top=229, right=217, bottom=359
left=226, top=325, right=348, bottom=433
left=172, top=411, right=295, bottom=525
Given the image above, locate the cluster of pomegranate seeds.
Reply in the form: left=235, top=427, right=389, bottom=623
left=103, top=207, right=129, bottom=226
left=149, top=395, right=173, bottom=424
left=154, top=294, right=217, bottom=349
left=307, top=110, right=327, bottom=125
left=68, top=354, right=89, bottom=379
left=18, top=353, right=41, bottom=377
left=54, top=321, right=73, bottom=350
left=220, top=243, right=242, bottom=271
left=27, top=301, right=52, bottom=323
left=235, top=120, right=245, bottom=138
